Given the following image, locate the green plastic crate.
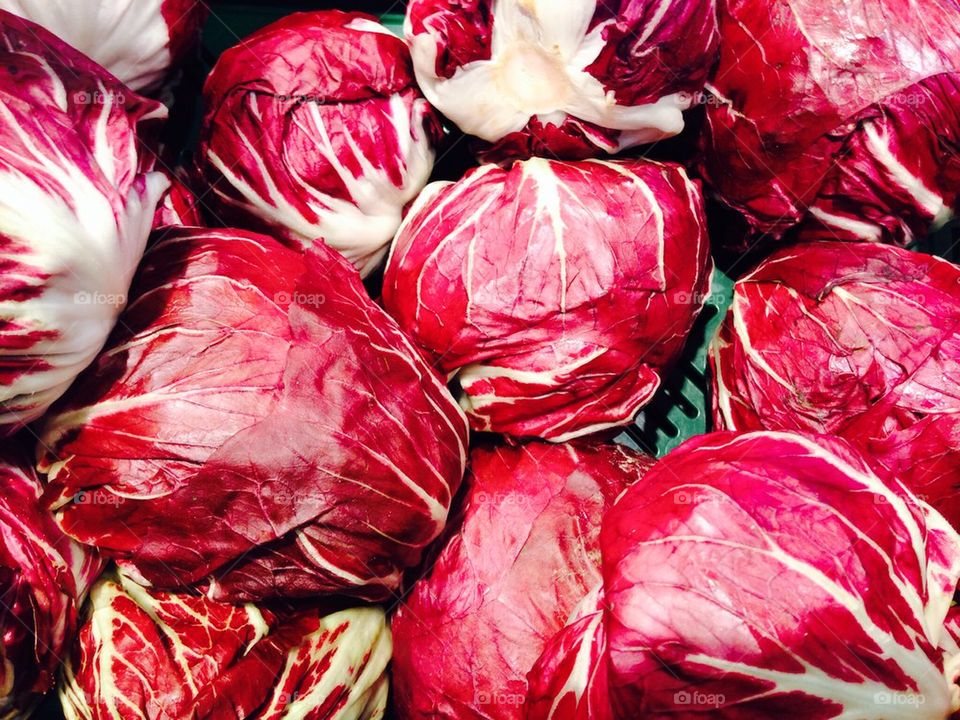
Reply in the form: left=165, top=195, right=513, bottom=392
left=202, top=2, right=405, bottom=56
left=625, top=268, right=732, bottom=456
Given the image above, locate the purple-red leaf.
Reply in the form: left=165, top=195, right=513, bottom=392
left=0, top=0, right=208, bottom=93
left=197, top=11, right=441, bottom=277
left=391, top=441, right=652, bottom=720
left=0, top=446, right=101, bottom=716
left=61, top=571, right=390, bottom=720
left=711, top=241, right=960, bottom=529
left=383, top=158, right=713, bottom=441
left=405, top=0, right=719, bottom=161
left=39, top=227, right=468, bottom=603
left=700, top=0, right=960, bottom=248
left=0, top=11, right=168, bottom=433
left=601, top=431, right=960, bottom=717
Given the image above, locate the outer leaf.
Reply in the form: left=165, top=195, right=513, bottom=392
left=0, top=0, right=208, bottom=93
left=0, top=446, right=101, bottom=718
left=525, top=587, right=614, bottom=720
left=152, top=169, right=203, bottom=229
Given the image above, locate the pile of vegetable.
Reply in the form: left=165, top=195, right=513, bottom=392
left=0, top=1, right=957, bottom=718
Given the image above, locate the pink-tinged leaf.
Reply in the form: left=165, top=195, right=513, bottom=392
left=152, top=169, right=204, bottom=230
left=38, top=227, right=469, bottom=603
left=197, top=10, right=441, bottom=277
left=711, top=241, right=960, bottom=529
left=699, top=0, right=960, bottom=248
left=60, top=571, right=390, bottom=720
left=391, top=441, right=653, bottom=720
left=0, top=445, right=102, bottom=717
left=0, top=0, right=208, bottom=94
left=601, top=431, right=960, bottom=718
left=405, top=0, right=719, bottom=161
left=525, top=587, right=614, bottom=720
left=383, top=158, right=712, bottom=441
left=0, top=11, right=168, bottom=433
